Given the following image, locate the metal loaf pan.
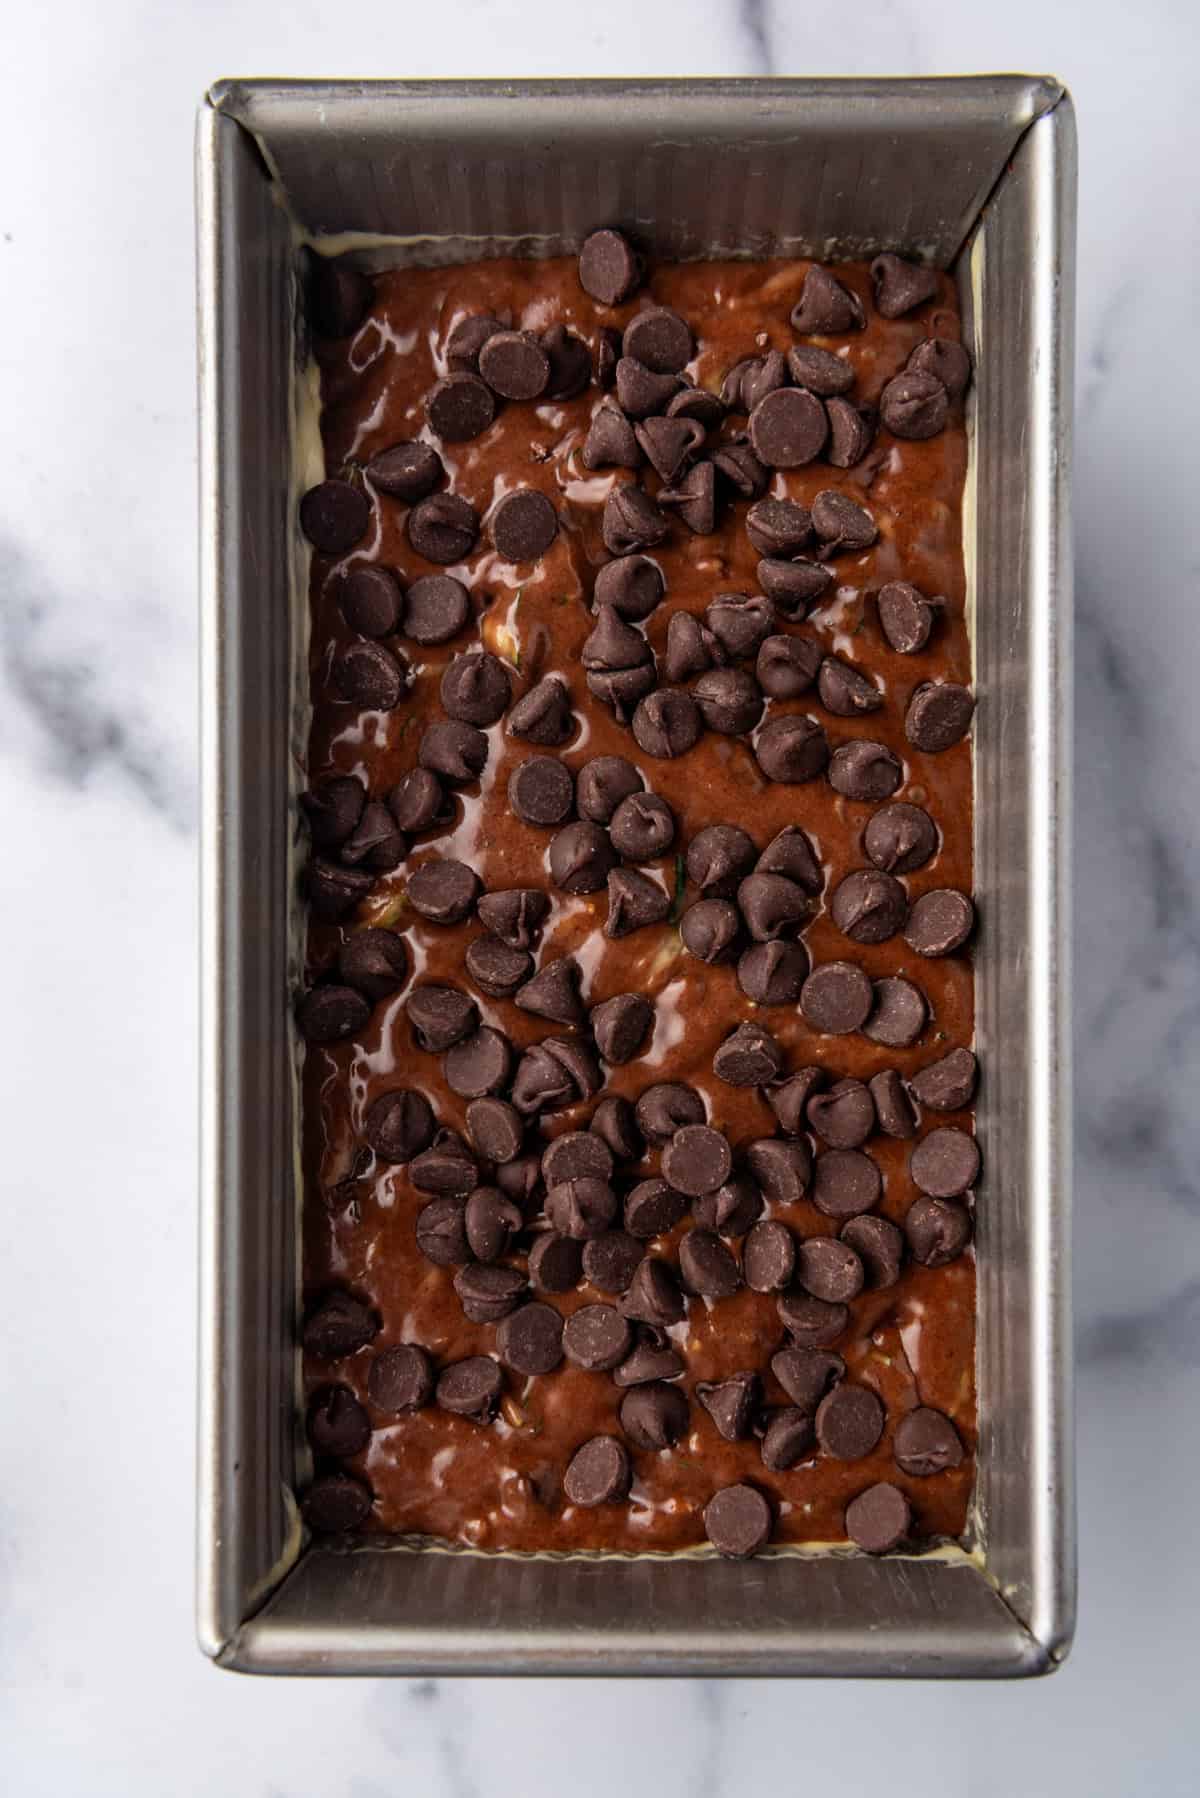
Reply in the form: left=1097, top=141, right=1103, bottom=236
left=197, top=77, right=1076, bottom=1677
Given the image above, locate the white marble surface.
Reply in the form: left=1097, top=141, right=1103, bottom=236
left=2, top=3, right=1198, bottom=1793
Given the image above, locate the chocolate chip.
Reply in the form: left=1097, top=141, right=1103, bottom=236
left=303, top=1290, right=379, bottom=1359
left=579, top=228, right=641, bottom=306
left=830, top=870, right=908, bottom=946
left=692, top=1176, right=763, bottom=1236
left=478, top=330, right=550, bottom=401
left=754, top=714, right=830, bottom=784
left=300, top=480, right=370, bottom=555
left=302, top=1474, right=372, bottom=1533
left=828, top=739, right=903, bottom=803
left=635, top=415, right=705, bottom=483
left=845, top=1481, right=911, bottom=1553
left=687, top=824, right=756, bottom=896
left=748, top=387, right=827, bottom=468
left=528, top=1232, right=584, bottom=1294
left=545, top=1177, right=618, bottom=1240
left=306, top=858, right=375, bottom=922
left=614, top=1329, right=685, bottom=1386
left=564, top=1303, right=633, bottom=1371
left=407, top=858, right=480, bottom=923
left=609, top=791, right=675, bottom=860
left=624, top=1179, right=688, bottom=1240
left=576, top=755, right=643, bottom=824
left=545, top=824, right=613, bottom=898
left=737, top=939, right=809, bottom=1005
left=695, top=667, right=764, bottom=735
left=619, top=1381, right=689, bottom=1450
left=871, top=251, right=939, bottom=318
left=411, top=1133, right=479, bottom=1198
left=296, top=983, right=370, bottom=1045
left=582, top=402, right=642, bottom=470
left=758, top=558, right=834, bottom=619
left=340, top=800, right=407, bottom=872
left=778, top=1292, right=849, bottom=1346
left=631, top=688, right=701, bottom=759
left=368, top=440, right=444, bottom=503
left=406, top=983, right=478, bottom=1052
left=583, top=609, right=653, bottom=681
left=757, top=824, right=824, bottom=894
left=867, top=1069, right=918, bottom=1142
left=407, top=495, right=479, bottom=566
left=453, top=1263, right=527, bottom=1324
left=815, top=1383, right=884, bottom=1459
left=907, top=336, right=971, bottom=400
left=841, top=1214, right=905, bottom=1289
left=476, top=888, right=550, bottom=950
left=606, top=868, right=671, bottom=937
left=597, top=327, right=621, bottom=387
left=564, top=1435, right=632, bottom=1506
left=877, top=582, right=936, bottom=654
left=436, top=1356, right=503, bottom=1421
left=620, top=1256, right=686, bottom=1325
left=465, top=935, right=533, bottom=998
left=542, top=1130, right=613, bottom=1188
left=660, top=456, right=720, bottom=534
left=427, top=371, right=496, bottom=442
left=602, top=483, right=671, bottom=556
left=904, top=889, right=975, bottom=957
left=704, top=1483, right=772, bottom=1558
left=737, top=871, right=808, bottom=942
left=667, top=385, right=724, bottom=428
left=863, top=803, right=937, bottom=875
left=910, top=1048, right=977, bottom=1112
left=747, top=1137, right=813, bottom=1208
left=825, top=398, right=875, bottom=468
left=866, top=977, right=928, bottom=1049
left=495, top=1302, right=565, bottom=1376
left=445, top=312, right=505, bottom=371
left=368, top=1344, right=435, bottom=1414
left=818, top=656, right=883, bottom=718
left=910, top=1126, right=980, bottom=1199
left=508, top=755, right=575, bottom=828
left=311, top=258, right=372, bottom=338
left=766, top=1067, right=825, bottom=1135
left=811, top=490, right=877, bottom=556
left=541, top=323, right=592, bottom=399
left=760, top=1407, right=816, bottom=1472
left=437, top=651, right=509, bottom=728
left=636, top=1083, right=705, bottom=1146
left=623, top=306, right=693, bottom=374
left=714, top=1022, right=784, bottom=1087
left=791, top=266, right=865, bottom=335
left=880, top=370, right=949, bottom=439
left=507, top=675, right=574, bottom=745
left=743, top=1220, right=796, bottom=1293
left=338, top=565, right=401, bottom=640
left=710, top=437, right=769, bottom=500
left=894, top=1405, right=965, bottom=1477
left=587, top=663, right=658, bottom=721
left=582, top=1230, right=645, bottom=1295
left=463, top=1187, right=523, bottom=1263
left=659, top=1125, right=731, bottom=1198
left=812, top=1149, right=882, bottom=1221
left=524, top=1033, right=602, bottom=1110
left=302, top=775, right=366, bottom=851
left=495, top=1153, right=544, bottom=1210
left=590, top=994, right=653, bottom=1065
left=806, top=1080, right=874, bottom=1150
left=744, top=350, right=791, bottom=411
left=443, top=1026, right=514, bottom=1099
left=338, top=924, right=409, bottom=1003
left=680, top=897, right=741, bottom=965
left=905, top=681, right=975, bottom=752
left=905, top=1195, right=973, bottom=1267
left=489, top=489, right=559, bottom=563
left=615, top=357, right=683, bottom=420
left=591, top=1095, right=643, bottom=1161
left=661, top=611, right=716, bottom=684
left=333, top=640, right=409, bottom=712
left=389, top=767, right=444, bottom=834
left=745, top=496, right=814, bottom=557
left=365, top=1088, right=437, bottom=1163
left=786, top=343, right=855, bottom=396
left=771, top=1346, right=844, bottom=1412
left=697, top=1372, right=759, bottom=1441
left=405, top=573, right=472, bottom=645
left=593, top=554, right=664, bottom=622
left=466, top=1097, right=525, bottom=1165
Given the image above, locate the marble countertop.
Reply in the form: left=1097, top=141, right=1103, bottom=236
left=3, top=3, right=1197, bottom=1793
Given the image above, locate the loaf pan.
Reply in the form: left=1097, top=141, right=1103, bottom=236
left=197, top=77, right=1076, bottom=1676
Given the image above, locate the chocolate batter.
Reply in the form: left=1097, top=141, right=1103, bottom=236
left=298, top=249, right=976, bottom=1554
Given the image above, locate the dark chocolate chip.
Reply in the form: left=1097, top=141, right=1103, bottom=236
left=333, top=641, right=409, bottom=712
left=302, top=775, right=366, bottom=851
left=811, top=490, right=877, bottom=554
left=495, top=1301, right=565, bottom=1376
left=445, top=312, right=506, bottom=371
left=686, top=823, right=756, bottom=896
left=540, top=323, right=593, bottom=400
left=828, top=739, right=903, bottom=803
left=296, top=983, right=370, bottom=1045
left=807, top=1079, right=875, bottom=1150
left=720, top=354, right=761, bottom=410
left=761, top=1407, right=817, bottom=1471
left=635, top=415, right=705, bottom=483
left=476, top=888, right=550, bottom=950
left=583, top=605, right=653, bottom=674
left=743, top=349, right=790, bottom=411
left=436, top=1356, right=503, bottom=1421
left=340, top=800, right=407, bottom=872
left=339, top=565, right=403, bottom=640
left=591, top=1094, right=643, bottom=1161
left=427, top=371, right=496, bottom=442
left=658, top=458, right=719, bottom=535
left=623, top=306, right=693, bottom=374
left=662, top=1125, right=733, bottom=1198
left=597, top=327, right=622, bottom=388
left=365, top=1088, right=437, bottom=1163
left=619, top=1256, right=686, bottom=1325
left=778, top=1292, right=849, bottom=1347
left=710, top=437, right=769, bottom=499
left=704, top=1483, right=772, bottom=1558
left=907, top=336, right=971, bottom=400
left=757, top=824, right=824, bottom=894
left=615, top=357, right=683, bottom=420
left=692, top=1176, right=763, bottom=1236
left=743, top=1220, right=796, bottom=1293
left=306, top=858, right=375, bottom=922
left=745, top=1137, right=812, bottom=1206
left=478, top=330, right=550, bottom=401
left=694, top=667, right=763, bottom=735
left=368, top=1344, right=435, bottom=1414
left=579, top=228, right=641, bottom=306
left=846, top=1481, right=911, bottom=1553
left=582, top=402, right=642, bottom=470
left=865, top=977, right=928, bottom=1049
left=405, top=575, right=473, bottom=648
left=591, top=994, right=654, bottom=1065
left=603, top=483, right=671, bottom=557
left=543, top=1033, right=603, bottom=1102
left=576, top=755, right=643, bottom=824
left=587, top=663, right=658, bottom=721
left=507, top=675, right=574, bottom=745
left=542, top=1130, right=614, bottom=1188
left=841, top=1213, right=905, bottom=1288
left=663, top=610, right=719, bottom=683
left=904, top=889, right=975, bottom=957
left=880, top=370, right=949, bottom=439
left=624, top=1179, right=688, bottom=1241
left=867, top=1069, right=918, bottom=1140
left=818, top=656, right=882, bottom=718
left=905, top=1195, right=973, bottom=1266
left=910, top=1127, right=980, bottom=1198
left=407, top=495, right=479, bottom=565
left=737, top=939, right=809, bottom=1004
left=464, top=1187, right=523, bottom=1262
left=582, top=1230, right=645, bottom=1295
left=772, top=1346, right=844, bottom=1411
left=368, top=440, right=444, bottom=503
left=564, top=1435, right=632, bottom=1506
left=406, top=983, right=478, bottom=1053
left=547, top=823, right=615, bottom=896
left=411, top=1133, right=479, bottom=1198
left=812, top=1149, right=882, bottom=1222
left=864, top=803, right=937, bottom=875
left=748, top=387, right=827, bottom=468
left=438, top=650, right=510, bottom=727
left=545, top=1177, right=618, bottom=1240
left=745, top=496, right=814, bottom=558
left=302, top=1474, right=372, bottom=1533
left=713, top=1022, right=784, bottom=1087
left=563, top=1303, right=633, bottom=1371
left=910, top=1048, right=978, bottom=1112
left=311, top=258, right=372, bottom=338
left=667, top=384, right=725, bottom=427
left=830, top=869, right=908, bottom=946
left=593, top=554, right=664, bottom=621
left=754, top=714, right=830, bottom=784
left=407, top=857, right=480, bottom=923
left=815, top=1383, right=884, bottom=1459
left=606, top=868, right=671, bottom=937
left=389, top=767, right=444, bottom=834
left=508, top=755, right=575, bottom=828
left=636, top=1082, right=704, bottom=1145
left=680, top=897, right=741, bottom=965
left=905, top=681, right=975, bottom=752
left=619, top=1381, right=689, bottom=1450
left=490, top=489, right=558, bottom=562
left=465, top=935, right=533, bottom=998
left=786, top=342, right=855, bottom=396
left=758, top=557, right=834, bottom=618
left=825, top=398, right=875, bottom=468
left=614, top=1330, right=685, bottom=1386
left=767, top=1067, right=826, bottom=1135
left=871, top=253, right=939, bottom=319
left=300, top=480, right=370, bottom=556
left=877, top=581, right=936, bottom=654
left=893, top=1405, right=965, bottom=1477
left=303, top=1290, right=379, bottom=1359
left=791, top=266, right=865, bottom=335
left=610, top=791, right=676, bottom=860
left=697, top=1372, right=759, bottom=1441
left=631, top=688, right=702, bottom=759
left=453, top=1262, right=527, bottom=1324
left=737, top=871, right=808, bottom=941
left=466, top=1097, right=525, bottom=1165
left=443, top=1026, right=514, bottom=1099
left=528, top=1232, right=584, bottom=1294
